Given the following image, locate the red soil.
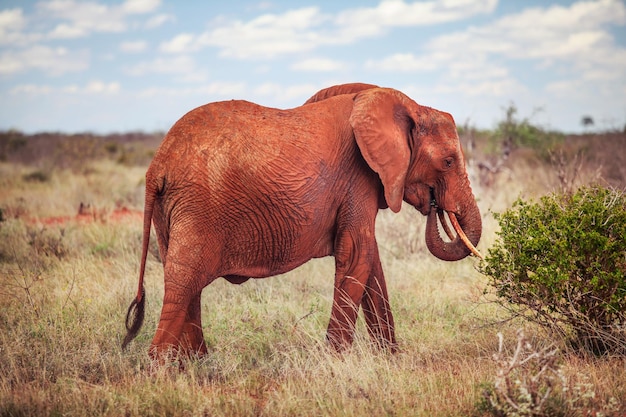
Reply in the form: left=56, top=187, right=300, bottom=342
left=27, top=204, right=143, bottom=227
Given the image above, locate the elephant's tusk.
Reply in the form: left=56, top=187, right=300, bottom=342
left=437, top=209, right=456, bottom=241
left=447, top=212, right=484, bottom=259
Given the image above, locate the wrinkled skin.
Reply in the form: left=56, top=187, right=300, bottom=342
left=123, top=84, right=482, bottom=359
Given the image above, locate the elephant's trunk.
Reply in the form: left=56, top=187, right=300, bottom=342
left=425, top=198, right=482, bottom=261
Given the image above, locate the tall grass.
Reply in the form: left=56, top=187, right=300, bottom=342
left=0, top=239, right=502, bottom=416
left=1, top=131, right=624, bottom=416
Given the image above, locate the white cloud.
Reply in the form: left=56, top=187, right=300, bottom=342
left=137, top=82, right=246, bottom=98
left=435, top=78, right=527, bottom=97
left=48, top=22, right=87, bottom=39
left=121, top=0, right=161, bottom=14
left=9, top=84, right=53, bottom=95
left=196, top=7, right=326, bottom=58
left=580, top=48, right=626, bottom=81
left=125, top=55, right=191, bottom=75
left=10, top=80, right=120, bottom=95
left=125, top=55, right=207, bottom=82
left=41, top=1, right=126, bottom=38
left=176, top=0, right=497, bottom=60
left=246, top=2, right=275, bottom=12
left=254, top=82, right=282, bottom=96
left=144, top=13, right=175, bottom=28
left=253, top=82, right=319, bottom=103
left=545, top=79, right=582, bottom=98
left=160, top=33, right=196, bottom=53
left=0, top=8, right=42, bottom=46
left=496, top=0, right=625, bottom=33
left=291, top=57, right=347, bottom=72
left=0, top=0, right=168, bottom=56
left=196, top=82, right=247, bottom=96
left=0, top=45, right=89, bottom=75
left=38, top=0, right=164, bottom=39
left=368, top=0, right=626, bottom=100
left=365, top=53, right=441, bottom=72
left=0, top=54, right=22, bottom=74
left=332, top=0, right=497, bottom=43
left=446, top=55, right=511, bottom=82
left=120, top=40, right=148, bottom=53
left=0, top=8, right=24, bottom=32
left=84, top=80, right=121, bottom=94
left=449, top=0, right=625, bottom=87
left=457, top=0, right=626, bottom=63
left=370, top=53, right=523, bottom=98
left=335, top=0, right=497, bottom=40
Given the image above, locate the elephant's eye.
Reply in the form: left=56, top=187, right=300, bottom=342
left=443, top=158, right=454, bottom=169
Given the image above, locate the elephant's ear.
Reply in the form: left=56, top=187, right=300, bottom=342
left=349, top=88, right=413, bottom=213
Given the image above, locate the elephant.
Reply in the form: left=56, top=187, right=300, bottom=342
left=122, top=83, right=482, bottom=359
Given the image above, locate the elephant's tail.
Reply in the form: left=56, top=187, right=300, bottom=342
left=122, top=176, right=157, bottom=350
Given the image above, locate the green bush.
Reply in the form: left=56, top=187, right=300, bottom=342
left=480, top=186, right=626, bottom=355
left=491, top=104, right=563, bottom=159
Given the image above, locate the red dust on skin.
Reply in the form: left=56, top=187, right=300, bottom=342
left=25, top=203, right=143, bottom=227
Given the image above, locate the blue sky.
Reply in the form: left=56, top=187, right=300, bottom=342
left=1, top=0, right=625, bottom=134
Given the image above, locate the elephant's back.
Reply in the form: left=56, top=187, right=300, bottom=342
left=153, top=97, right=352, bottom=168
left=160, top=100, right=265, bottom=149
left=146, top=95, right=355, bottom=198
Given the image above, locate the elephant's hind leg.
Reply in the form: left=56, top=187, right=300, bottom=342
left=180, top=292, right=208, bottom=357
left=150, top=256, right=211, bottom=360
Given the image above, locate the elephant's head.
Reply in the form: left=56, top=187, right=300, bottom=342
left=312, top=85, right=481, bottom=261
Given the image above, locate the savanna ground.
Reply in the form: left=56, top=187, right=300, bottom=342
left=0, top=125, right=625, bottom=416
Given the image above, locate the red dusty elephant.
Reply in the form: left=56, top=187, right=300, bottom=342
left=122, top=83, right=482, bottom=359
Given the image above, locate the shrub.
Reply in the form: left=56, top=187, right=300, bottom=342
left=27, top=226, right=68, bottom=259
left=480, top=186, right=626, bottom=355
left=0, top=130, right=27, bottom=161
left=490, top=104, right=563, bottom=159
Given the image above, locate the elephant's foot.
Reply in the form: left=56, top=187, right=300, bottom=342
left=362, top=305, right=398, bottom=353
left=180, top=332, right=208, bottom=358
left=326, top=327, right=398, bottom=354
left=369, top=333, right=398, bottom=353
left=147, top=341, right=207, bottom=372
left=326, top=322, right=356, bottom=353
left=148, top=324, right=207, bottom=368
left=148, top=343, right=183, bottom=372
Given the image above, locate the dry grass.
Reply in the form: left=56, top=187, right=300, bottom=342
left=0, top=132, right=624, bottom=416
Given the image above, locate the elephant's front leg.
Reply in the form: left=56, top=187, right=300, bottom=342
left=328, top=274, right=368, bottom=351
left=361, top=257, right=397, bottom=352
left=327, top=231, right=372, bottom=351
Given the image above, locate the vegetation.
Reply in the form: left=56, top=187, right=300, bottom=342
left=0, top=130, right=161, bottom=170
left=479, top=330, right=621, bottom=417
left=0, top=122, right=625, bottom=416
left=489, top=104, right=564, bottom=159
left=480, top=186, right=626, bottom=356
